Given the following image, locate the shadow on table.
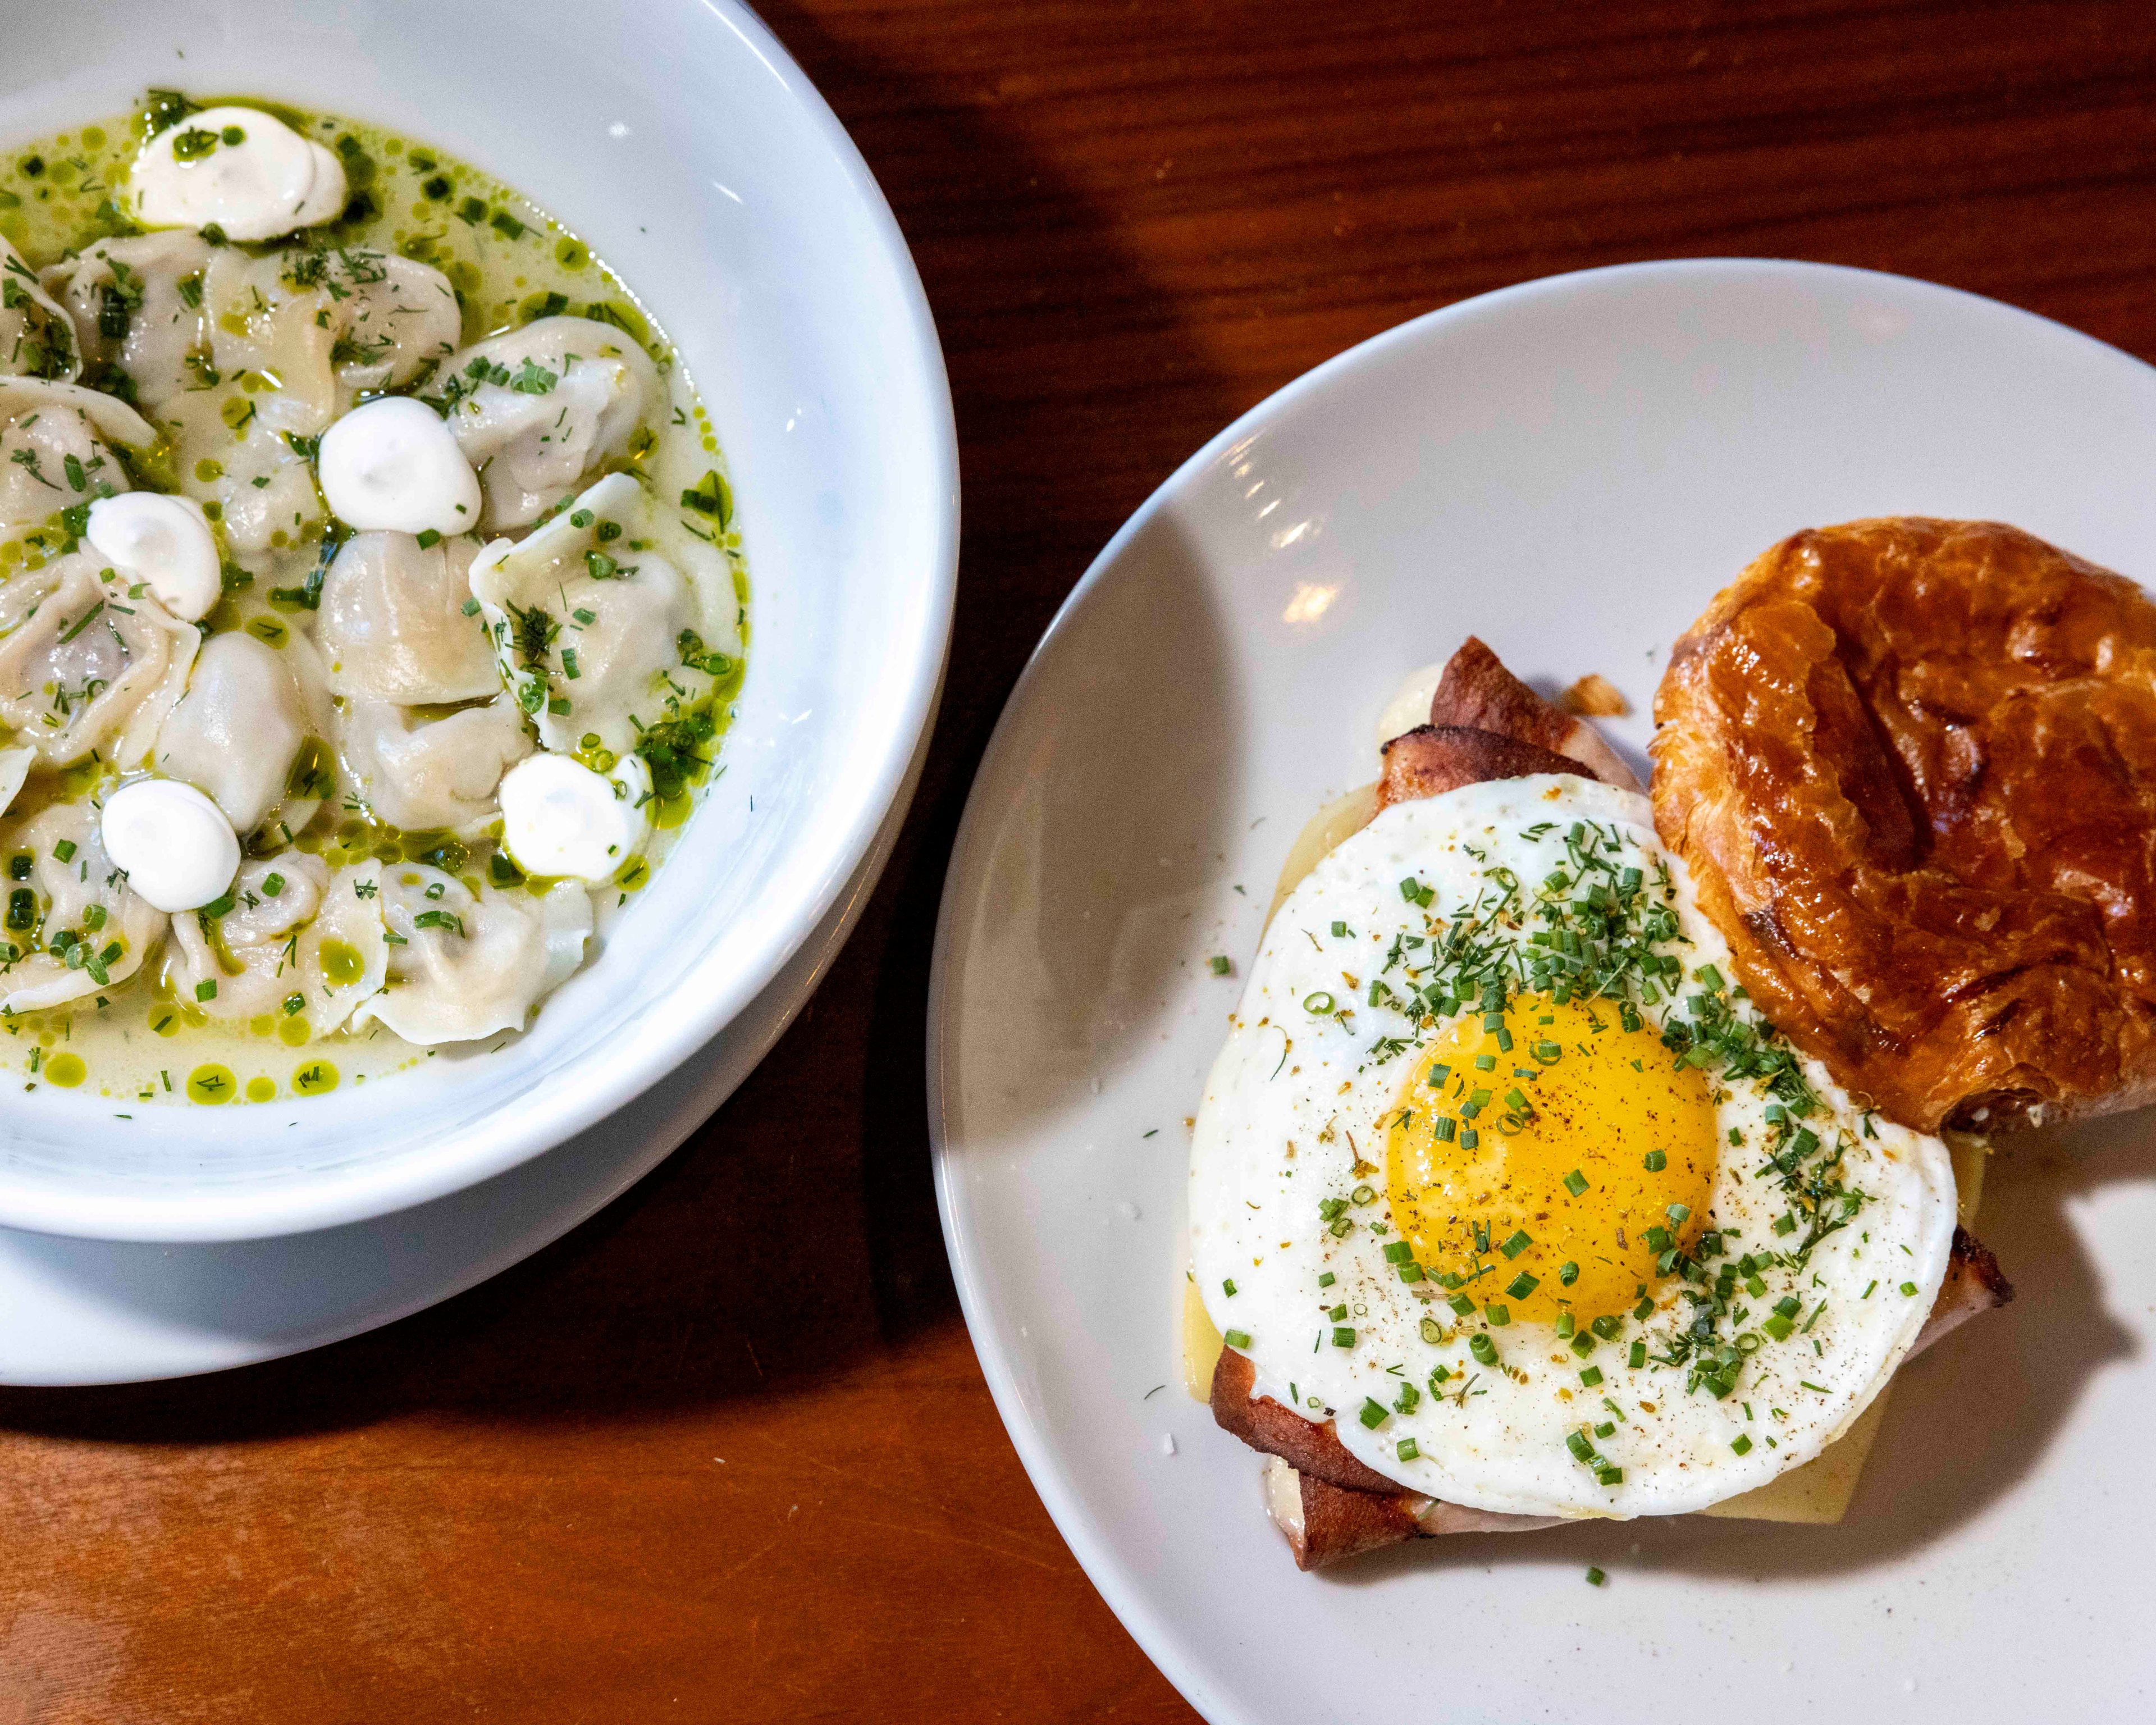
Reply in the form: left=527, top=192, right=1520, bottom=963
left=0, top=5, right=1254, bottom=1446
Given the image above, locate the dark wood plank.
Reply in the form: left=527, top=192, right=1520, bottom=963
left=11, top=2, right=2156, bottom=1717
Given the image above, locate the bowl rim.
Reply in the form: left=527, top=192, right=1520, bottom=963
left=0, top=0, right=959, bottom=1243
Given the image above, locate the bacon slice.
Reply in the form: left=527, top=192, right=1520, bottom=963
left=1377, top=724, right=1595, bottom=810
left=1219, top=1226, right=2015, bottom=1570
left=1263, top=1458, right=1564, bottom=1570
left=1915, top=1225, right=2015, bottom=1355
left=1427, top=636, right=1641, bottom=791
left=1209, top=1345, right=1396, bottom=1493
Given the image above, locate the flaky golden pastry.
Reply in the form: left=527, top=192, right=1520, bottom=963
left=1653, top=518, right=2156, bottom=1132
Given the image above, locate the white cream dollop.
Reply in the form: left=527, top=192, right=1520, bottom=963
left=99, top=778, right=240, bottom=913
left=131, top=105, right=348, bottom=243
left=84, top=493, right=222, bottom=622
left=317, top=396, right=483, bottom=536
left=497, top=753, right=650, bottom=882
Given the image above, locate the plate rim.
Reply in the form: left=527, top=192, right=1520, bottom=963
left=925, top=255, right=2154, bottom=1723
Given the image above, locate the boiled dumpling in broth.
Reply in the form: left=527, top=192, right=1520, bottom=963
left=156, top=629, right=331, bottom=832
left=0, top=378, right=153, bottom=531
left=302, top=249, right=460, bottom=401
left=317, top=531, right=499, bottom=705
left=0, top=553, right=199, bottom=770
left=163, top=854, right=389, bottom=1034
left=436, top=316, right=661, bottom=528
left=0, top=796, right=166, bottom=1014
left=158, top=249, right=337, bottom=554
left=350, top=862, right=590, bottom=1043
left=470, top=471, right=736, bottom=760
left=1, top=239, right=80, bottom=382
left=39, top=232, right=214, bottom=405
left=335, top=693, right=532, bottom=834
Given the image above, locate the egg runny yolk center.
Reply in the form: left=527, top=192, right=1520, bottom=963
left=1383, top=994, right=1717, bottom=1325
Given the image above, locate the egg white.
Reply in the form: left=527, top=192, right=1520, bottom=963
left=1189, top=775, right=1957, bottom=1520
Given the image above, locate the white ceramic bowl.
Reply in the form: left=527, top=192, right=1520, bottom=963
left=0, top=0, right=957, bottom=1241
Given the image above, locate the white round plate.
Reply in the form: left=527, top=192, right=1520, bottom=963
left=930, top=261, right=2156, bottom=1724
left=0, top=718, right=923, bottom=1386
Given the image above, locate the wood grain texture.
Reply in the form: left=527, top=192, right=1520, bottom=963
left=11, top=2, right=2156, bottom=1718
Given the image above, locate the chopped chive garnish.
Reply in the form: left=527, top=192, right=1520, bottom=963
left=1396, top=1438, right=1420, bottom=1462
left=1579, top=1366, right=1604, bottom=1388
left=1628, top=1341, right=1647, bottom=1368
left=1559, top=1261, right=1579, bottom=1285
left=1222, top=1329, right=1251, bottom=1349
left=1331, top=1326, right=1355, bottom=1348
left=1208, top=955, right=1230, bottom=975
left=1585, top=1566, right=1606, bottom=1586
left=1500, top=1230, right=1531, bottom=1259
left=1483, top=1303, right=1510, bottom=1327
left=1730, top=1433, right=1753, bottom=1455
left=1562, top=1168, right=1588, bottom=1197
left=1643, top=1149, right=1667, bottom=1172
left=1358, top=1398, right=1388, bottom=1430
left=1899, top=1281, right=1918, bottom=1296
left=1222, top=1279, right=1237, bottom=1297
left=1468, top=1333, right=1498, bottom=1365
left=1317, top=1271, right=1335, bottom=1288
left=1505, top=1272, right=1537, bottom=1300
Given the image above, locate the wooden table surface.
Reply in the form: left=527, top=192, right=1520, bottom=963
left=11, top=3, right=2156, bottom=1718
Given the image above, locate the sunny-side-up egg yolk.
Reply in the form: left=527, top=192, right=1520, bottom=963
left=1385, top=993, right=1716, bottom=1326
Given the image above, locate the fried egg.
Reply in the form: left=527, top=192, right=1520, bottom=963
left=1188, top=775, right=1957, bottom=1519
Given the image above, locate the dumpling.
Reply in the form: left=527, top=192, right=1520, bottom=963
left=156, top=629, right=330, bottom=832
left=0, top=796, right=167, bottom=1014
left=1, top=239, right=80, bottom=382
left=0, top=554, right=199, bottom=769
left=0, top=378, right=154, bottom=531
left=163, top=853, right=389, bottom=1034
left=0, top=745, right=34, bottom=816
left=39, top=232, right=213, bottom=405
left=284, top=248, right=460, bottom=401
left=435, top=316, right=661, bottom=528
left=317, top=531, right=499, bottom=704
left=350, top=862, right=590, bottom=1043
left=159, top=248, right=337, bottom=555
left=469, top=472, right=728, bottom=759
left=335, top=693, right=531, bottom=833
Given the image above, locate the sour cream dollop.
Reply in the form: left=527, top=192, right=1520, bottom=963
left=84, top=493, right=222, bottom=622
left=498, top=754, right=651, bottom=883
left=132, top=105, right=348, bottom=243
left=317, top=397, right=483, bottom=536
left=100, top=779, right=241, bottom=914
